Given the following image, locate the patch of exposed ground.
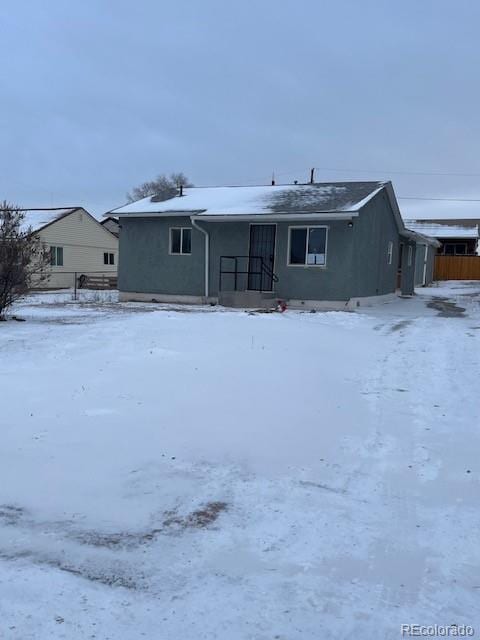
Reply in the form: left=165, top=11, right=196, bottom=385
left=75, top=501, right=228, bottom=549
left=0, top=505, right=24, bottom=525
left=0, top=501, right=228, bottom=590
left=1, top=500, right=227, bottom=548
left=427, top=297, right=466, bottom=317
left=0, top=549, right=141, bottom=590
left=163, top=501, right=228, bottom=529
left=389, top=319, right=413, bottom=332
left=298, top=480, right=346, bottom=494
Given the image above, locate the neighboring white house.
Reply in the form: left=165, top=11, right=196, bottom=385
left=21, top=207, right=119, bottom=288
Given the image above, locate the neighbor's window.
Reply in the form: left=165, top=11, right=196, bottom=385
left=288, top=227, right=327, bottom=266
left=104, top=252, right=115, bottom=265
left=444, top=242, right=467, bottom=255
left=407, top=245, right=413, bottom=266
left=170, top=227, right=191, bottom=255
left=50, top=246, right=64, bottom=266
left=387, top=241, right=393, bottom=265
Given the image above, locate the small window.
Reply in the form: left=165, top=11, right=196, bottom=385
left=444, top=242, right=467, bottom=255
left=387, top=241, right=393, bottom=265
left=289, top=228, right=307, bottom=264
left=288, top=226, right=327, bottom=266
left=50, top=246, right=63, bottom=266
left=104, top=252, right=115, bottom=265
left=407, top=245, right=413, bottom=267
left=170, top=228, right=191, bottom=255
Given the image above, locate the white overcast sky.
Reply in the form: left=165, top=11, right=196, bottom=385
left=1, top=0, right=480, bottom=219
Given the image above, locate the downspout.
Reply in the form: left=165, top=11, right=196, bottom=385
left=191, top=218, right=209, bottom=299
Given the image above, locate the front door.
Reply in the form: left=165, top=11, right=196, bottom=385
left=248, top=224, right=276, bottom=291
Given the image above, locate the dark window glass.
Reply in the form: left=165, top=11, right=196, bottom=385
left=109, top=253, right=115, bottom=265
left=51, top=246, right=63, bottom=266
left=455, top=244, right=466, bottom=255
left=444, top=244, right=454, bottom=255
left=171, top=229, right=181, bottom=253
left=307, top=228, right=326, bottom=265
left=104, top=252, right=109, bottom=265
left=181, top=228, right=191, bottom=254
left=289, top=228, right=307, bottom=264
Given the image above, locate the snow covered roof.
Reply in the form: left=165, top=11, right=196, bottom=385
left=404, top=220, right=479, bottom=239
left=111, top=182, right=385, bottom=218
left=101, top=216, right=120, bottom=237
left=18, top=208, right=79, bottom=233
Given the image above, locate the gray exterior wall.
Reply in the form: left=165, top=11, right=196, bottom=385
left=119, top=189, right=405, bottom=302
left=425, top=245, right=435, bottom=284
left=206, top=221, right=250, bottom=295
left=273, top=220, right=354, bottom=301
left=119, top=216, right=205, bottom=296
left=416, top=243, right=436, bottom=286
left=414, top=244, right=426, bottom=286
left=414, top=243, right=436, bottom=286
left=349, top=190, right=400, bottom=297
left=400, top=240, right=416, bottom=295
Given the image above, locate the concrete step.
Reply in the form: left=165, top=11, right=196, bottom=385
left=218, top=291, right=277, bottom=309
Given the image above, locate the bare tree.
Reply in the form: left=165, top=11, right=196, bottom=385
left=0, top=202, right=50, bottom=319
left=126, top=172, right=193, bottom=203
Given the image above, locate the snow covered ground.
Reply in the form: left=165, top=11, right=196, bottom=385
left=1, top=283, right=479, bottom=639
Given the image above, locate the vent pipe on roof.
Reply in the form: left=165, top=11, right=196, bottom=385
left=179, top=184, right=183, bottom=196
left=271, top=171, right=275, bottom=186
left=310, top=168, right=315, bottom=184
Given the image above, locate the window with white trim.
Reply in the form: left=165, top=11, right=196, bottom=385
left=288, top=226, right=328, bottom=266
left=387, top=241, right=393, bottom=265
left=104, top=252, right=115, bottom=265
left=170, top=227, right=191, bottom=255
left=407, top=245, right=413, bottom=266
left=50, top=246, right=63, bottom=266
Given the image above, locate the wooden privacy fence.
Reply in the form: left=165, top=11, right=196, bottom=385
left=434, top=255, right=480, bottom=280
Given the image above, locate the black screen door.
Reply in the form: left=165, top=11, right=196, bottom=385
left=248, top=224, right=276, bottom=291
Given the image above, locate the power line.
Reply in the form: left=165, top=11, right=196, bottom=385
left=228, top=165, right=480, bottom=184
left=202, top=168, right=480, bottom=203
left=398, top=196, right=480, bottom=202
left=314, top=166, right=480, bottom=178
left=309, top=166, right=480, bottom=202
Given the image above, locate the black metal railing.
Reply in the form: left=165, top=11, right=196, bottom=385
left=219, top=255, right=279, bottom=292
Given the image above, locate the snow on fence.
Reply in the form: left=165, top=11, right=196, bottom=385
left=72, top=271, right=117, bottom=299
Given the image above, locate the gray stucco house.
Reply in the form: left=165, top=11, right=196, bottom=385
left=111, top=181, right=438, bottom=309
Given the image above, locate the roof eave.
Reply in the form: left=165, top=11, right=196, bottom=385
left=192, top=211, right=358, bottom=221
left=401, top=229, right=441, bottom=247
left=115, top=210, right=359, bottom=221
left=114, top=210, right=204, bottom=218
